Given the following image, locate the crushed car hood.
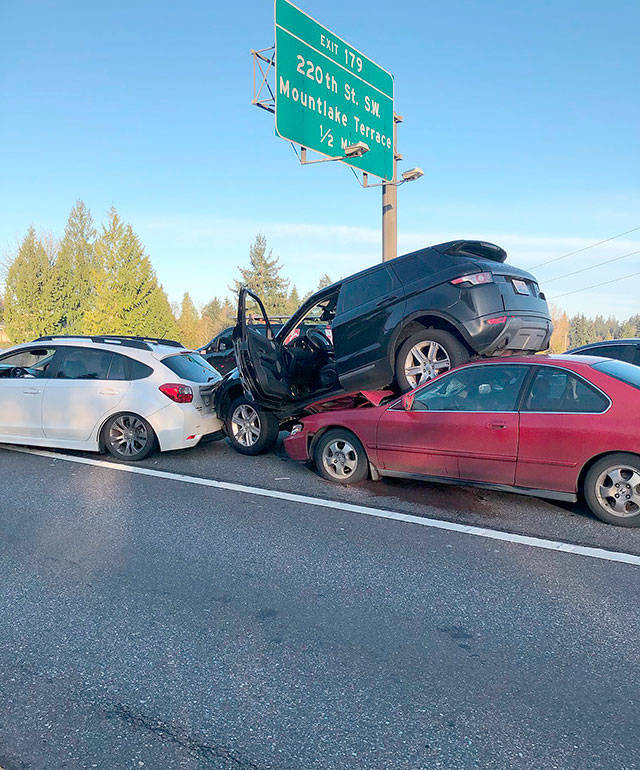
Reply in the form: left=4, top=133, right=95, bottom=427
left=304, top=390, right=396, bottom=414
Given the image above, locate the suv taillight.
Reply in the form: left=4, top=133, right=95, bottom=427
left=451, top=272, right=493, bottom=286
left=159, top=383, right=193, bottom=403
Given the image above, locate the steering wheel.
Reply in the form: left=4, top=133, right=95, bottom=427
left=305, top=328, right=332, bottom=352
left=10, top=366, right=31, bottom=378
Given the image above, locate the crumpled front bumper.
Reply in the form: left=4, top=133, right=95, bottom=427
left=283, top=429, right=310, bottom=461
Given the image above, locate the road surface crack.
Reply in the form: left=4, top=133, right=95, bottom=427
left=105, top=702, right=266, bottom=769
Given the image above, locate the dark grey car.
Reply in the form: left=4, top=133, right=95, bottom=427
left=566, top=339, right=640, bottom=365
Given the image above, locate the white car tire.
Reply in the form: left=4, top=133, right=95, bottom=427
left=102, top=413, right=156, bottom=461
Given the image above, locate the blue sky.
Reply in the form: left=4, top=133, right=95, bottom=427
left=1, top=0, right=639, bottom=317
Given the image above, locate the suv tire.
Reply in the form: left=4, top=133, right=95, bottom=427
left=313, top=428, right=369, bottom=484
left=583, top=453, right=640, bottom=527
left=226, top=397, right=280, bottom=455
left=103, top=413, right=156, bottom=461
left=395, top=329, right=470, bottom=392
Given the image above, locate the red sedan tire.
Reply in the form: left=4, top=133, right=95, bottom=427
left=583, top=453, right=640, bottom=527
left=313, top=429, right=369, bottom=485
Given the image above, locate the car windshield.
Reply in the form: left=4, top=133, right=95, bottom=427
left=162, top=353, right=222, bottom=383
left=592, top=359, right=640, bottom=391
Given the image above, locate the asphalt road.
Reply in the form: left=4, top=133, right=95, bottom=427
left=1, top=439, right=639, bottom=769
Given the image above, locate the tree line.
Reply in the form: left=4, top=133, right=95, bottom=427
left=2, top=201, right=636, bottom=352
left=1, top=202, right=332, bottom=349
left=548, top=306, right=640, bottom=352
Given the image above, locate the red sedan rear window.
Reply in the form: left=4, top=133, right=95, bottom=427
left=592, top=359, right=640, bottom=391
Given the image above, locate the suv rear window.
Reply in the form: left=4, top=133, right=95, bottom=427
left=390, top=250, right=449, bottom=284
left=340, top=267, right=393, bottom=311
left=592, top=359, right=640, bottom=391
left=162, top=353, right=221, bottom=383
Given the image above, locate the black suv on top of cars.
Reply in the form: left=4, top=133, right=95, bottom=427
left=215, top=239, right=552, bottom=454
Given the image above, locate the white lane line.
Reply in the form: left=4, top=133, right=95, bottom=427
left=5, top=445, right=640, bottom=568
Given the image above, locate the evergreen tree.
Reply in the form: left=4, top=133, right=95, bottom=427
left=287, top=285, right=301, bottom=314
left=317, top=273, right=333, bottom=290
left=568, top=314, right=594, bottom=348
left=202, top=297, right=222, bottom=326
left=605, top=315, right=620, bottom=340
left=231, top=234, right=289, bottom=314
left=51, top=200, right=96, bottom=333
left=3, top=228, right=55, bottom=343
left=177, top=292, right=202, bottom=348
left=620, top=319, right=638, bottom=338
left=221, top=298, right=235, bottom=326
left=200, top=297, right=223, bottom=341
left=83, top=208, right=178, bottom=338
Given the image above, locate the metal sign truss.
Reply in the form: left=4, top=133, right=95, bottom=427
left=251, top=46, right=275, bottom=114
left=251, top=44, right=345, bottom=168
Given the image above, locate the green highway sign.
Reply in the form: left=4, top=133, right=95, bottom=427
left=274, top=0, right=394, bottom=181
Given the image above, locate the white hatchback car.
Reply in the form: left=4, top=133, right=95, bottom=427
left=0, top=335, right=224, bottom=460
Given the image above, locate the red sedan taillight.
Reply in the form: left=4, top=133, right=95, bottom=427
left=451, top=272, right=493, bottom=286
left=159, top=383, right=193, bottom=403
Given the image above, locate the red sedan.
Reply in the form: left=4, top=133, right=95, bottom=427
left=284, top=355, right=640, bottom=526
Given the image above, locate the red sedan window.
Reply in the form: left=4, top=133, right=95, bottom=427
left=413, top=364, right=529, bottom=412
left=522, top=367, right=609, bottom=413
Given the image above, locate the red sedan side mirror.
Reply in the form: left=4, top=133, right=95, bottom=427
left=401, top=392, right=415, bottom=411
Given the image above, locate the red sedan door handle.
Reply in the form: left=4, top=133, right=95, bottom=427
left=488, top=422, right=507, bottom=430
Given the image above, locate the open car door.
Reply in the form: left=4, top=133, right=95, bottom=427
left=233, top=287, right=292, bottom=407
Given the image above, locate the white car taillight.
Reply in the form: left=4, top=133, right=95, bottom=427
left=159, top=383, right=193, bottom=403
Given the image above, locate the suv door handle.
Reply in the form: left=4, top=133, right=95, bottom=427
left=99, top=388, right=120, bottom=396
left=487, top=422, right=507, bottom=429
left=22, top=388, right=42, bottom=395
left=376, top=295, right=398, bottom=306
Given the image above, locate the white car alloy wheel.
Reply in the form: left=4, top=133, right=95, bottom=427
left=108, top=415, right=150, bottom=458
left=404, top=340, right=451, bottom=387
left=231, top=403, right=261, bottom=447
left=595, top=464, right=640, bottom=518
left=321, top=438, right=359, bottom=480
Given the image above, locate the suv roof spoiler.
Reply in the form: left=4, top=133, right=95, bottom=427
left=33, top=334, right=184, bottom=352
left=436, top=240, right=508, bottom=263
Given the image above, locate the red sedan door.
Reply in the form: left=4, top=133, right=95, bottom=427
left=377, top=364, right=530, bottom=485
left=516, top=365, right=612, bottom=493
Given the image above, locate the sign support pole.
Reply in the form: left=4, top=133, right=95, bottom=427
left=382, top=114, right=402, bottom=261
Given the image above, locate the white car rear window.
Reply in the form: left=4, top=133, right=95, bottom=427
left=162, top=353, right=221, bottom=383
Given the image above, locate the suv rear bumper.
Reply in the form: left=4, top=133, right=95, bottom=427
left=466, top=314, right=553, bottom=356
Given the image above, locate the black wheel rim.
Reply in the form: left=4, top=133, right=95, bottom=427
left=108, top=415, right=149, bottom=457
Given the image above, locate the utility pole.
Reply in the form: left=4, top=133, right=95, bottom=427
left=382, top=114, right=402, bottom=261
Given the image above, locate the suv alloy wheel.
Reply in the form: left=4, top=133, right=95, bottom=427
left=225, top=396, right=280, bottom=455
left=395, top=329, right=470, bottom=391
